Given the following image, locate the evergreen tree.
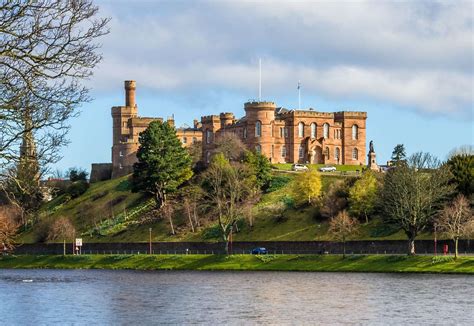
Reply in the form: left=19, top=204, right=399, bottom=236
left=446, top=154, right=473, bottom=196
left=391, top=144, right=406, bottom=165
left=244, top=151, right=273, bottom=191
left=132, top=121, right=193, bottom=209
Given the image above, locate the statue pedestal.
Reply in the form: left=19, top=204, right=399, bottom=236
left=368, top=152, right=378, bottom=171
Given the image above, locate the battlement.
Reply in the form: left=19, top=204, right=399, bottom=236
left=334, top=111, right=367, bottom=119
left=201, top=115, right=220, bottom=123
left=244, top=101, right=276, bottom=110
left=219, top=112, right=235, bottom=119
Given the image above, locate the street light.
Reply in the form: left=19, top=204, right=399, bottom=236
left=149, top=228, right=152, bottom=255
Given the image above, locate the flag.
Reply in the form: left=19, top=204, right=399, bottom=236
left=297, top=81, right=301, bottom=90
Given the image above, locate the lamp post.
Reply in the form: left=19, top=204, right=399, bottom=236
left=149, top=228, right=152, bottom=255
left=434, top=223, right=437, bottom=256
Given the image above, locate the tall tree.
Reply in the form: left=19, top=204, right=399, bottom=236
left=202, top=153, right=256, bottom=254
left=213, top=133, right=247, bottom=161
left=391, top=144, right=406, bottom=165
left=446, top=154, right=473, bottom=196
left=320, top=179, right=349, bottom=219
left=0, top=205, right=20, bottom=253
left=380, top=152, right=454, bottom=255
left=436, top=195, right=473, bottom=259
left=244, top=151, right=273, bottom=191
left=292, top=169, right=322, bottom=205
left=132, top=121, right=193, bottom=209
left=328, top=210, right=360, bottom=258
left=349, top=171, right=378, bottom=224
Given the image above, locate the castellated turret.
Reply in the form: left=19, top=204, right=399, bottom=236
left=244, top=101, right=276, bottom=158
left=220, top=112, right=235, bottom=128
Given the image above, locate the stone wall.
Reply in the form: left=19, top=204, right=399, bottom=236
left=90, top=163, right=112, bottom=183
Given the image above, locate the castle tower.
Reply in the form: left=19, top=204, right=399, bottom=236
left=111, top=80, right=139, bottom=178
left=200, top=115, right=221, bottom=162
left=18, top=108, right=40, bottom=186
left=244, top=101, right=276, bottom=157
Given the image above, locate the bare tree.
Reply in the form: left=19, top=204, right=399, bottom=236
left=202, top=153, right=256, bottom=254
left=47, top=216, right=76, bottom=242
left=1, top=1, right=109, bottom=214
left=162, top=202, right=176, bottom=235
left=380, top=152, right=454, bottom=255
left=436, top=195, right=474, bottom=259
left=214, top=133, right=247, bottom=161
left=328, top=210, right=359, bottom=258
left=0, top=205, right=20, bottom=253
left=320, top=180, right=348, bottom=219
left=181, top=185, right=203, bottom=232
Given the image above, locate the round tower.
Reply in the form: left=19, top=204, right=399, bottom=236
left=125, top=80, right=136, bottom=108
left=244, top=101, right=276, bottom=157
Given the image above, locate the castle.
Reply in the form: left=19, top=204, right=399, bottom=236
left=90, top=81, right=367, bottom=182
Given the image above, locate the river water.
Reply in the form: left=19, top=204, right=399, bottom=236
left=0, top=269, right=472, bottom=325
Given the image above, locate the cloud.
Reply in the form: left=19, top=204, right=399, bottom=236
left=91, top=0, right=473, bottom=118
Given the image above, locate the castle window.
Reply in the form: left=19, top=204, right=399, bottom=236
left=192, top=137, right=197, bottom=144
left=182, top=137, right=187, bottom=144
left=311, top=123, right=316, bottom=139
left=323, top=123, right=329, bottom=139
left=255, top=144, right=261, bottom=154
left=352, top=125, right=359, bottom=140
left=206, top=129, right=212, bottom=144
left=119, top=163, right=123, bottom=169
left=206, top=151, right=211, bottom=163
left=299, top=144, right=304, bottom=159
left=325, top=147, right=330, bottom=159
left=284, top=127, right=289, bottom=138
left=352, top=148, right=358, bottom=160
left=243, top=127, right=247, bottom=139
left=335, top=147, right=340, bottom=163
left=298, top=122, right=304, bottom=138
left=271, top=124, right=274, bottom=137
left=255, top=121, right=262, bottom=137
left=271, top=145, right=274, bottom=158
left=280, top=127, right=284, bottom=138
left=119, top=151, right=123, bottom=157
left=281, top=145, right=287, bottom=158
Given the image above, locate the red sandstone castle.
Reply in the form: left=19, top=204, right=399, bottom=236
left=90, top=81, right=367, bottom=181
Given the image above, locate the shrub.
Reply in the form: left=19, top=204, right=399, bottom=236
left=202, top=224, right=221, bottom=240
left=66, top=181, right=89, bottom=198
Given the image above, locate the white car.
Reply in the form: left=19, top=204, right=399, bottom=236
left=319, top=166, right=337, bottom=172
left=292, top=164, right=309, bottom=171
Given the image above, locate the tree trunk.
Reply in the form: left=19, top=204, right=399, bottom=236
left=342, top=235, right=346, bottom=258
left=408, top=238, right=416, bottom=255
left=186, top=204, right=195, bottom=233
left=454, top=238, right=459, bottom=260
left=193, top=206, right=200, bottom=227
left=169, top=215, right=175, bottom=235
left=364, top=212, right=369, bottom=225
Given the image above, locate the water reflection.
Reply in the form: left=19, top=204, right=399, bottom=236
left=0, top=270, right=472, bottom=325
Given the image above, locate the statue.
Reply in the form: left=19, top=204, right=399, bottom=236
left=369, top=140, right=374, bottom=153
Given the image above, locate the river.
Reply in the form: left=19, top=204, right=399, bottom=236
left=0, top=269, right=472, bottom=325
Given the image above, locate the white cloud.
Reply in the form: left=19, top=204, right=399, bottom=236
left=91, top=0, right=473, bottom=118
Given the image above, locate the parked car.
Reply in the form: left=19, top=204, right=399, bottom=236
left=292, top=164, right=308, bottom=171
left=251, top=247, right=268, bottom=255
left=319, top=166, right=337, bottom=172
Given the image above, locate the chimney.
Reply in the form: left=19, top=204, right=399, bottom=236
left=124, top=80, right=136, bottom=107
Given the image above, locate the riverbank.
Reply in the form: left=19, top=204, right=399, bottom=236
left=1, top=254, right=473, bottom=274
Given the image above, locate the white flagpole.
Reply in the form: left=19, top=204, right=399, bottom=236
left=259, top=58, right=262, bottom=101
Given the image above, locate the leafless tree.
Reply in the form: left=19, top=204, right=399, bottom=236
left=181, top=185, right=203, bottom=232
left=162, top=202, right=176, bottom=235
left=202, top=153, right=256, bottom=254
left=0, top=205, right=20, bottom=252
left=214, top=133, right=247, bottom=161
left=47, top=216, right=76, bottom=242
left=328, top=210, right=359, bottom=258
left=380, top=152, right=455, bottom=255
left=436, top=195, right=474, bottom=259
left=320, top=180, right=348, bottom=219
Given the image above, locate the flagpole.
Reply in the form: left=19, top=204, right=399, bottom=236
left=259, top=58, right=262, bottom=101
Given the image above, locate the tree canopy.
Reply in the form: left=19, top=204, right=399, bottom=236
left=132, top=120, right=193, bottom=209
left=349, top=171, right=378, bottom=224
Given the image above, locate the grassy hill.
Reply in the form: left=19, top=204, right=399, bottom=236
left=19, top=166, right=437, bottom=244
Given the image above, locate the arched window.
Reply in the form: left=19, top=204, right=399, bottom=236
left=255, top=144, right=261, bottom=154
left=182, top=137, right=187, bottom=144
left=299, top=144, right=304, bottom=158
left=298, top=122, right=304, bottom=138
left=352, top=148, right=358, bottom=160
left=206, top=130, right=212, bottom=144
left=243, top=127, right=247, bottom=139
left=206, top=151, right=211, bottom=163
left=323, top=123, right=330, bottom=139
left=325, top=147, right=330, bottom=159
left=281, top=145, right=287, bottom=158
left=335, top=147, right=340, bottom=163
left=311, top=123, right=316, bottom=138
left=255, top=121, right=262, bottom=137
left=271, top=145, right=274, bottom=158
left=192, top=137, right=197, bottom=144
left=352, top=125, right=358, bottom=140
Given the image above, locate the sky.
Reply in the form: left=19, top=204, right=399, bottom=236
left=54, top=0, right=473, bottom=174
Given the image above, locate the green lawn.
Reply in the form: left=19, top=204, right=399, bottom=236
left=1, top=254, right=472, bottom=274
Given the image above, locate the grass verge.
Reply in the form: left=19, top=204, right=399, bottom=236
left=1, top=254, right=473, bottom=274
